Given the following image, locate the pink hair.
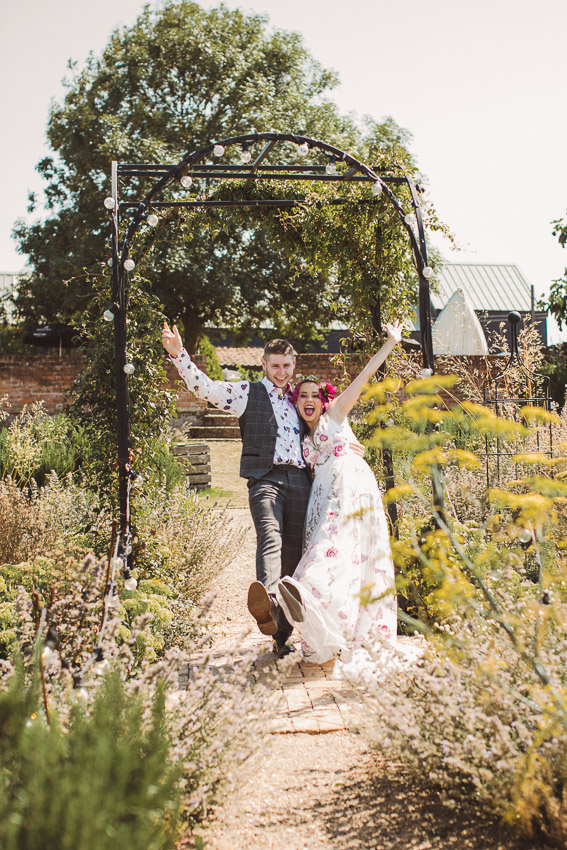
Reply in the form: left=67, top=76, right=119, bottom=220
left=290, top=377, right=338, bottom=412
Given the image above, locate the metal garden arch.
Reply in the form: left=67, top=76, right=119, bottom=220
left=106, top=131, right=435, bottom=577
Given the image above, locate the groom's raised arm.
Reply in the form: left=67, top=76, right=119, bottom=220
left=163, top=323, right=249, bottom=417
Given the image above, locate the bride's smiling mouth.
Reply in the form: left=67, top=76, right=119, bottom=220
left=303, top=404, right=316, bottom=417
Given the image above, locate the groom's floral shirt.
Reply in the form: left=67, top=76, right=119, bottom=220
left=171, top=348, right=305, bottom=468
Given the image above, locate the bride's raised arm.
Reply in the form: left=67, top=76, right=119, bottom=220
left=328, top=323, right=403, bottom=425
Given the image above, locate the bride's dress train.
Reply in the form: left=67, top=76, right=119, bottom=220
left=277, top=414, right=396, bottom=665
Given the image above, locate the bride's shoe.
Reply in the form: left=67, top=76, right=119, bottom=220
left=279, top=578, right=306, bottom=623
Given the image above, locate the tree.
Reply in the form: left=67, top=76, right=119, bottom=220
left=13, top=0, right=365, bottom=348
left=545, top=215, right=567, bottom=328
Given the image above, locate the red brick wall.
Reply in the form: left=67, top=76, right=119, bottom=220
left=0, top=354, right=208, bottom=419
left=0, top=352, right=503, bottom=420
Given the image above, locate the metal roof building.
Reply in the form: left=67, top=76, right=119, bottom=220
left=430, top=262, right=547, bottom=348
left=432, top=263, right=534, bottom=312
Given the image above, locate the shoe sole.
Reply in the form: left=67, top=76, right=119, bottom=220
left=279, top=579, right=305, bottom=623
left=247, top=582, right=277, bottom=636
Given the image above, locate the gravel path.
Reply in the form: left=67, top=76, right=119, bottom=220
left=188, top=443, right=545, bottom=850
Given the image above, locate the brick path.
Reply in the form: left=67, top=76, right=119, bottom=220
left=182, top=625, right=423, bottom=735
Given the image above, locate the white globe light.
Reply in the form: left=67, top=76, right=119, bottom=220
left=180, top=175, right=192, bottom=189
left=123, top=258, right=135, bottom=272
left=213, top=144, right=225, bottom=157
left=371, top=181, right=382, bottom=197
left=240, top=149, right=252, bottom=164
left=132, top=473, right=144, bottom=488
left=422, top=266, right=433, bottom=279
left=297, top=142, right=309, bottom=157
left=420, top=368, right=433, bottom=379
left=325, top=161, right=337, bottom=175
left=404, top=214, right=413, bottom=225
left=104, top=197, right=115, bottom=210
left=518, top=529, right=532, bottom=544
left=95, top=658, right=110, bottom=675
left=71, top=687, right=89, bottom=705
left=42, top=646, right=56, bottom=663
left=123, top=363, right=135, bottom=375
left=107, top=593, right=120, bottom=610
left=103, top=309, right=115, bottom=322
left=107, top=257, right=113, bottom=267
left=147, top=214, right=159, bottom=226
left=124, top=576, right=138, bottom=591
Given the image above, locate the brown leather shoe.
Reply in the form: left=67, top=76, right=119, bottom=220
left=247, top=581, right=277, bottom=635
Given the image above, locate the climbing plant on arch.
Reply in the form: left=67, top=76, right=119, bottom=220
left=105, top=131, right=437, bottom=573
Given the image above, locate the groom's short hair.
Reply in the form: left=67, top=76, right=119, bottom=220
left=263, top=338, right=296, bottom=359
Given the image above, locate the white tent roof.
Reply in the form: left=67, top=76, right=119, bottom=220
left=432, top=289, right=489, bottom=355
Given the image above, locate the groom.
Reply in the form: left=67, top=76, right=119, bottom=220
left=162, top=324, right=311, bottom=657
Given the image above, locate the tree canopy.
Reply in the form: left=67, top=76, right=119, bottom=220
left=545, top=215, right=567, bottom=329
left=13, top=0, right=447, bottom=349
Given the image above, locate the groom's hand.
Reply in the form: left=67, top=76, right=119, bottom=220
left=349, top=438, right=365, bottom=458
left=162, top=322, right=183, bottom=358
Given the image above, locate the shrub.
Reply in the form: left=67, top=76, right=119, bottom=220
left=343, top=374, right=567, bottom=845
left=0, top=664, right=181, bottom=850
left=1, top=554, right=281, bottom=843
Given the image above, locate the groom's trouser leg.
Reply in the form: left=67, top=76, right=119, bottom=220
left=248, top=466, right=311, bottom=641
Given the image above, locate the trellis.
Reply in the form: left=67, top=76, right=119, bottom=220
left=105, top=131, right=434, bottom=578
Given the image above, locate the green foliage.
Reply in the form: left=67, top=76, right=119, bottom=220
left=197, top=334, right=223, bottom=381
left=13, top=0, right=362, bottom=347
left=0, top=664, right=181, bottom=850
left=67, top=273, right=177, bottom=504
left=347, top=373, right=567, bottom=843
left=0, top=404, right=85, bottom=487
left=544, top=215, right=567, bottom=328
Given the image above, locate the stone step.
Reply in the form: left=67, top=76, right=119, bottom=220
left=203, top=413, right=239, bottom=427
left=189, top=426, right=242, bottom=440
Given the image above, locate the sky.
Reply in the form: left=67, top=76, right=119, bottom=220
left=2, top=0, right=567, bottom=338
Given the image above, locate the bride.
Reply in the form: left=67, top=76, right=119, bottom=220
left=277, top=323, right=402, bottom=664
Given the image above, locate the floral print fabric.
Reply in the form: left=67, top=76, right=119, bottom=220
left=277, top=413, right=397, bottom=663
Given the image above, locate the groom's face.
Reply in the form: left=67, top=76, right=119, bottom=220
left=262, top=353, right=296, bottom=389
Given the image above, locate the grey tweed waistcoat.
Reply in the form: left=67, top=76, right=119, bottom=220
left=238, top=382, right=278, bottom=480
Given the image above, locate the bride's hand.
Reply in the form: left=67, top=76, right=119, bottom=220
left=384, top=322, right=403, bottom=346
left=161, top=322, right=184, bottom=358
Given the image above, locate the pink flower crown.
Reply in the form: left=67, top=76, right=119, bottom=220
left=289, top=377, right=338, bottom=411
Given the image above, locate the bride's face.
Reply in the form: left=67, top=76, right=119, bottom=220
left=296, top=382, right=323, bottom=425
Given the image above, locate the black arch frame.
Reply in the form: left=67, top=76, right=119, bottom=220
left=107, top=131, right=434, bottom=565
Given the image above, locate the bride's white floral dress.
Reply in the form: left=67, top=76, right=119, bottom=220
left=277, top=413, right=397, bottom=664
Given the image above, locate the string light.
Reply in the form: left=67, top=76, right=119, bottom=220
left=240, top=145, right=252, bottom=164
left=93, top=647, right=110, bottom=674
left=130, top=471, right=144, bottom=488
left=180, top=175, right=193, bottom=189
left=124, top=569, right=138, bottom=592
left=297, top=142, right=309, bottom=157
left=420, top=368, right=433, bottom=379
left=71, top=685, right=89, bottom=705
left=404, top=214, right=413, bottom=225
left=422, top=266, right=433, bottom=279
left=107, top=257, right=114, bottom=267
left=123, top=363, right=135, bottom=375
left=103, top=197, right=115, bottom=210
left=124, top=258, right=135, bottom=272
left=213, top=144, right=225, bottom=157
left=103, top=304, right=117, bottom=322
left=41, top=645, right=56, bottom=664
left=147, top=213, right=159, bottom=226
left=325, top=158, right=337, bottom=175
left=371, top=181, right=383, bottom=197
left=518, top=528, right=532, bottom=544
